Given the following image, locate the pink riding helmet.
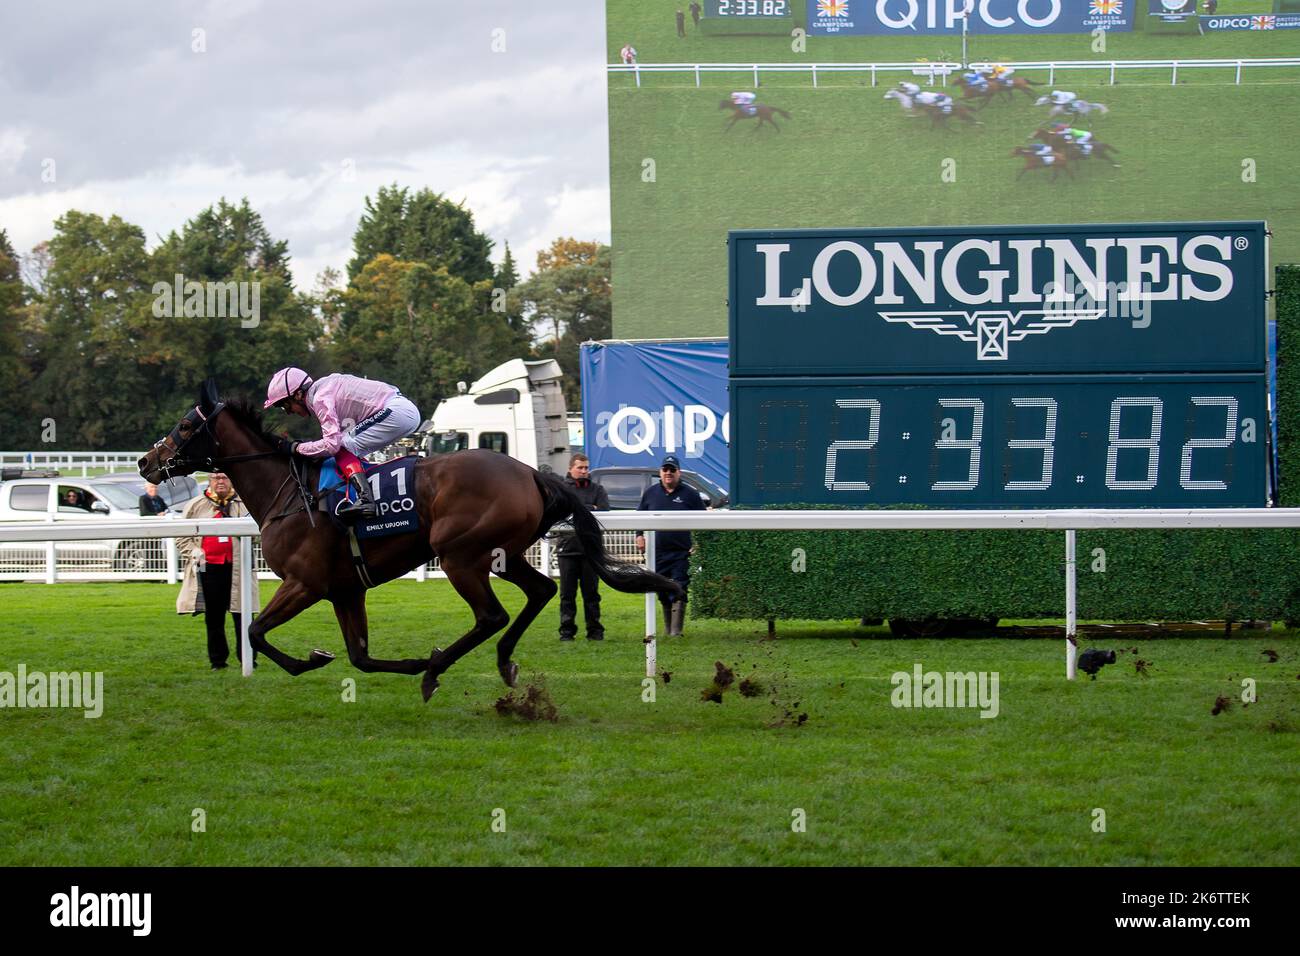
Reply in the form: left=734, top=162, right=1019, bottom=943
left=263, top=367, right=314, bottom=410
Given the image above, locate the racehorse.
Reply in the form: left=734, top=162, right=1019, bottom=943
left=953, top=73, right=1038, bottom=107
left=1034, top=96, right=1110, bottom=122
left=719, top=98, right=792, bottom=132
left=1033, top=127, right=1121, bottom=167
left=138, top=380, right=683, bottom=702
left=883, top=90, right=980, bottom=128
left=1010, top=146, right=1075, bottom=181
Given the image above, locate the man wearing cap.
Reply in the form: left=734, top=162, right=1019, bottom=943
left=262, top=367, right=420, bottom=522
left=635, top=455, right=705, bottom=636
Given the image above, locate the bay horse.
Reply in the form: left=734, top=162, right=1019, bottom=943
left=139, top=380, right=683, bottom=702
left=1032, top=127, right=1121, bottom=167
left=953, top=74, right=1039, bottom=108
left=1011, top=146, right=1075, bottom=181
left=719, top=99, right=792, bottom=132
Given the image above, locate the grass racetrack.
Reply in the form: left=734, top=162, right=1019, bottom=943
left=1, top=581, right=1296, bottom=865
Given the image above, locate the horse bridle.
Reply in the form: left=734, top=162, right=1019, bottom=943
left=152, top=403, right=228, bottom=479
left=152, top=402, right=317, bottom=526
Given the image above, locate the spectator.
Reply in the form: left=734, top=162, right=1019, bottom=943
left=1203, top=0, right=1217, bottom=12
left=677, top=9, right=686, bottom=37
left=620, top=42, right=638, bottom=65
left=176, top=472, right=254, bottom=670
left=690, top=2, right=702, bottom=29
left=61, top=489, right=87, bottom=510
left=635, top=455, right=705, bottom=636
left=556, top=453, right=610, bottom=642
left=139, top=482, right=168, bottom=516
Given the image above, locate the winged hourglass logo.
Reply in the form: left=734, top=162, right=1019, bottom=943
left=876, top=308, right=1108, bottom=361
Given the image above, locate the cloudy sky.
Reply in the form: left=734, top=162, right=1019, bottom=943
left=0, top=0, right=610, bottom=286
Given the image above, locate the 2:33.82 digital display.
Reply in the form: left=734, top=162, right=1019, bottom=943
left=711, top=1, right=790, bottom=16
left=732, top=376, right=1268, bottom=508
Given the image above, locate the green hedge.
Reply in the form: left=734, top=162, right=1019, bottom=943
left=692, top=264, right=1300, bottom=623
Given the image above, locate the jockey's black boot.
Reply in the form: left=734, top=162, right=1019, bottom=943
left=336, top=473, right=378, bottom=523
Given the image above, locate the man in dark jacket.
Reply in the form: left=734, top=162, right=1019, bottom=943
left=557, top=453, right=611, bottom=641
left=138, top=482, right=168, bottom=516
left=635, top=455, right=705, bottom=636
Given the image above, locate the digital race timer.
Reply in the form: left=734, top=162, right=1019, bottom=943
left=734, top=376, right=1266, bottom=508
left=708, top=0, right=790, bottom=16
left=728, top=223, right=1269, bottom=508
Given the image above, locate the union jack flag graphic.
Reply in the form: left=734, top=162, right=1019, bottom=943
left=817, top=0, right=849, bottom=16
left=1251, top=15, right=1276, bottom=29
left=1089, top=0, right=1120, bottom=14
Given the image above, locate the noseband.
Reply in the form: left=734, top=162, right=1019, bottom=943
left=152, top=404, right=227, bottom=480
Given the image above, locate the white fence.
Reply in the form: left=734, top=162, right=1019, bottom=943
left=4, top=509, right=1300, bottom=682
left=608, top=57, right=1300, bottom=88
left=1, top=450, right=143, bottom=476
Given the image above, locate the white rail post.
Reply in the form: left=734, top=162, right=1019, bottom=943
left=753, top=64, right=759, bottom=87
left=1049, top=64, right=1055, bottom=85
left=1171, top=62, right=1178, bottom=85
left=645, top=530, right=657, bottom=679
left=812, top=64, right=817, bottom=88
left=239, top=535, right=255, bottom=677
left=416, top=560, right=427, bottom=582
left=695, top=64, right=700, bottom=87
left=634, top=63, right=641, bottom=88
left=1065, top=530, right=1078, bottom=680
left=1110, top=62, right=1116, bottom=85
left=1236, top=61, right=1242, bottom=85
left=540, top=534, right=552, bottom=578
left=871, top=64, right=876, bottom=86
left=165, top=536, right=178, bottom=585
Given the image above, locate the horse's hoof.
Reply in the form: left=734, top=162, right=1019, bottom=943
left=500, top=661, right=519, bottom=688
left=421, top=672, right=440, bottom=702
left=309, top=648, right=335, bottom=666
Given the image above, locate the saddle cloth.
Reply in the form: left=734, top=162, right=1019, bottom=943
left=317, top=455, right=421, bottom=539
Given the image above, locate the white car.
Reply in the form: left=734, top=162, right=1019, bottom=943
left=0, top=474, right=198, bottom=573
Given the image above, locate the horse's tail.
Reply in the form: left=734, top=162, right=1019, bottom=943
left=533, top=471, right=684, bottom=600
left=773, top=107, right=792, bottom=119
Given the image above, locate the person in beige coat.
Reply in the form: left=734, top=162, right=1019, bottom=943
left=176, top=473, right=255, bottom=669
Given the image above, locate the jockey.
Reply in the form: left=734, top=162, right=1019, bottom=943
left=1050, top=90, right=1077, bottom=107
left=963, top=70, right=988, bottom=91
left=620, top=43, right=637, bottom=65
left=263, top=368, right=422, bottom=522
left=915, top=91, right=953, bottom=114
left=897, top=80, right=921, bottom=98
left=731, top=91, right=757, bottom=115
left=1032, top=143, right=1056, bottom=164
left=991, top=64, right=1016, bottom=85
left=1061, top=125, right=1093, bottom=155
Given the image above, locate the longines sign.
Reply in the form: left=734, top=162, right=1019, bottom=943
left=728, top=222, right=1267, bottom=375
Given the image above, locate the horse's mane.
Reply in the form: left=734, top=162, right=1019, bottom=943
left=221, top=396, right=282, bottom=446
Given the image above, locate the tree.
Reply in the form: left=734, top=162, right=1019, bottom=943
left=332, top=255, right=524, bottom=419
left=0, top=229, right=36, bottom=446
left=347, top=185, right=494, bottom=286
left=148, top=198, right=321, bottom=437
left=511, top=239, right=612, bottom=409
left=31, top=211, right=156, bottom=448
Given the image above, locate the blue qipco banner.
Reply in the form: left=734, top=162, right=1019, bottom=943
left=1200, top=13, right=1300, bottom=29
left=808, top=0, right=1134, bottom=35
left=580, top=340, right=730, bottom=491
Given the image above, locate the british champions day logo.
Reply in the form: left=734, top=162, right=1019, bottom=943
left=752, top=232, right=1246, bottom=361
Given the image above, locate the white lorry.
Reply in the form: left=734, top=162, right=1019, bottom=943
left=417, top=358, right=572, bottom=473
